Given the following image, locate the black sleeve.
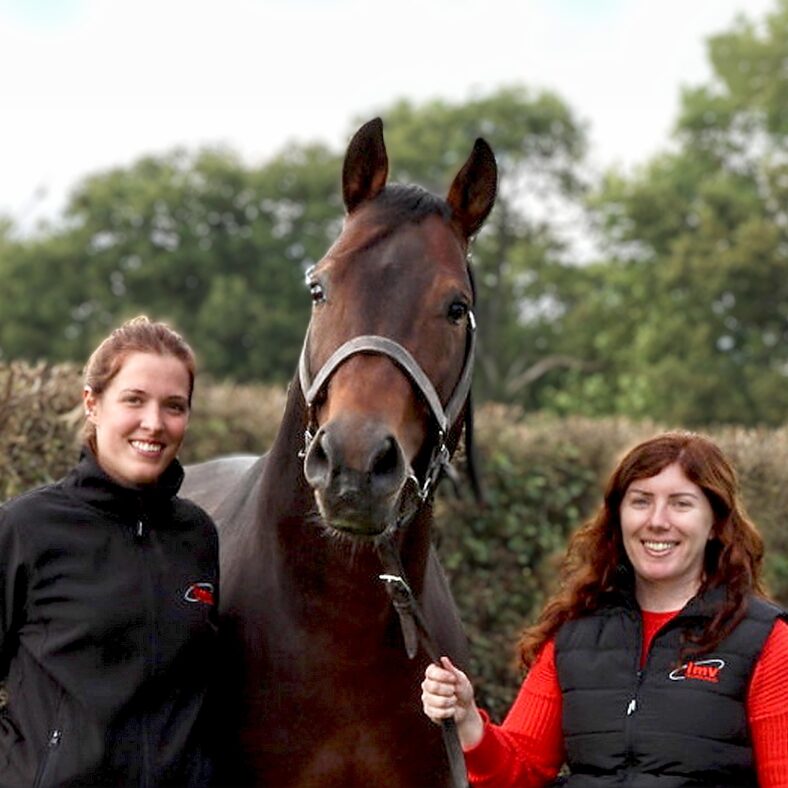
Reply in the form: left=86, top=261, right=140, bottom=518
left=0, top=508, right=28, bottom=672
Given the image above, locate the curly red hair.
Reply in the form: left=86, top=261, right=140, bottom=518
left=519, top=431, right=767, bottom=669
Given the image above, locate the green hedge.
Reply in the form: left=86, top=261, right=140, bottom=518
left=0, top=362, right=83, bottom=498
left=3, top=362, right=787, bottom=720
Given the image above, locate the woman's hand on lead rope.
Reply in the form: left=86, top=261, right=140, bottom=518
left=421, top=656, right=485, bottom=749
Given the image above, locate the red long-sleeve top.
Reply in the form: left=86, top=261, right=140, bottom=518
left=464, top=612, right=788, bottom=787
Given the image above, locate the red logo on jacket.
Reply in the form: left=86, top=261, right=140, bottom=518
left=668, top=658, right=725, bottom=683
left=184, top=582, right=215, bottom=605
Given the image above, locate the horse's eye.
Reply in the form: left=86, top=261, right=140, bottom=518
left=447, top=300, right=469, bottom=324
left=308, top=280, right=326, bottom=305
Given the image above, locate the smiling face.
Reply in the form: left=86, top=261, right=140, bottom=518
left=84, top=351, right=191, bottom=487
left=620, top=462, right=715, bottom=611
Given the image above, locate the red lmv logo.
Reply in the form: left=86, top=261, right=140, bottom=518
left=668, top=658, right=725, bottom=683
left=184, top=582, right=215, bottom=605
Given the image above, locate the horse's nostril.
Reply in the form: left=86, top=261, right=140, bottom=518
left=304, top=431, right=332, bottom=488
left=315, top=434, right=330, bottom=464
left=369, top=436, right=405, bottom=497
left=370, top=437, right=398, bottom=478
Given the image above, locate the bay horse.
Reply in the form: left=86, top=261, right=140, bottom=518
left=183, top=117, right=497, bottom=787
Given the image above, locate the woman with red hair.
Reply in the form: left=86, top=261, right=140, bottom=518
left=423, top=431, right=788, bottom=786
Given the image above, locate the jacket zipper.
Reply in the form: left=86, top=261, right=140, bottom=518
left=32, top=729, right=62, bottom=788
left=33, top=689, right=65, bottom=788
left=135, top=513, right=156, bottom=788
left=622, top=610, right=685, bottom=776
left=622, top=610, right=643, bottom=771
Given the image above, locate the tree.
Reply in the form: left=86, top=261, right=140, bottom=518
left=0, top=145, right=344, bottom=382
left=539, top=0, right=788, bottom=426
left=0, top=219, right=89, bottom=363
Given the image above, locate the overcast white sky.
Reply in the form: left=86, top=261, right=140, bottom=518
left=0, top=0, right=777, bottom=232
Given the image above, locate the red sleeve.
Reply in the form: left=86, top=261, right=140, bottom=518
left=462, top=639, right=564, bottom=788
left=749, top=618, right=788, bottom=788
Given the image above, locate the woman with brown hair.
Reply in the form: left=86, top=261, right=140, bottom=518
left=0, top=316, right=219, bottom=786
left=422, top=431, right=788, bottom=786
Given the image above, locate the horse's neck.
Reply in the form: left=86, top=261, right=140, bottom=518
left=256, top=378, right=313, bottom=522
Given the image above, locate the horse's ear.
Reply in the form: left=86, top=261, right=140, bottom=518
left=342, top=117, right=389, bottom=214
left=446, top=138, right=497, bottom=239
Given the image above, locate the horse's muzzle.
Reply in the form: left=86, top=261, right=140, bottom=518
left=303, top=422, right=408, bottom=535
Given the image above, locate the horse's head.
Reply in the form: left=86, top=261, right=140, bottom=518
left=299, top=118, right=496, bottom=538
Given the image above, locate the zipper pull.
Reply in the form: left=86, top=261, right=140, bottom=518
left=626, top=698, right=637, bottom=716
left=48, top=729, right=62, bottom=747
left=136, top=519, right=144, bottom=538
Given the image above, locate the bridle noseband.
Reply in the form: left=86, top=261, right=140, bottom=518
left=297, top=312, right=476, bottom=508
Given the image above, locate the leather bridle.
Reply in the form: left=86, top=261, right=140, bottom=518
left=298, top=311, right=476, bottom=509
left=296, top=285, right=477, bottom=788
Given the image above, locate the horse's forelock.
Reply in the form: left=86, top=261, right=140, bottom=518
left=374, top=184, right=451, bottom=226
left=334, top=185, right=455, bottom=259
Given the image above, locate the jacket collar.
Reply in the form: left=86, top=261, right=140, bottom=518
left=63, top=446, right=184, bottom=520
left=606, top=584, right=728, bottom=621
left=679, top=585, right=728, bottom=620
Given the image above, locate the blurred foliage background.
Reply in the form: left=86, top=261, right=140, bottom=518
left=2, top=0, right=787, bottom=720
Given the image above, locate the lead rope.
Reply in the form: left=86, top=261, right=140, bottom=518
left=377, top=538, right=470, bottom=788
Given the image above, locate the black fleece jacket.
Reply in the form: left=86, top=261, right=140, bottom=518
left=0, top=449, right=219, bottom=787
